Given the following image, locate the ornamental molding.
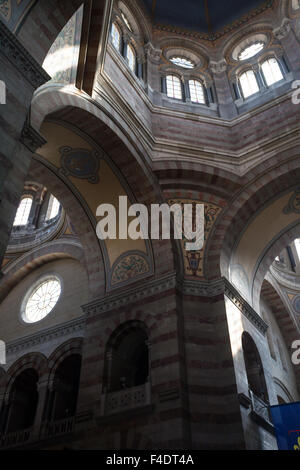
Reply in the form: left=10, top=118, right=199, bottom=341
left=0, top=19, right=50, bottom=89
left=179, top=277, right=225, bottom=297
left=6, top=316, right=85, bottom=355
left=145, top=42, right=162, bottom=64
left=82, top=272, right=177, bottom=317
left=20, top=120, right=47, bottom=153
left=223, top=279, right=268, bottom=336
left=180, top=277, right=267, bottom=335
left=209, top=59, right=227, bottom=75
left=273, top=18, right=292, bottom=40
left=82, top=273, right=267, bottom=336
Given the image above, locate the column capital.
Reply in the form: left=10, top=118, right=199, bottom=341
left=145, top=43, right=162, bottom=65
left=209, top=59, right=227, bottom=75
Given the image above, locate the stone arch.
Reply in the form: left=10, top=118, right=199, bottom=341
left=260, top=278, right=298, bottom=360
left=5, top=352, right=48, bottom=398
left=242, top=331, right=269, bottom=403
left=103, top=320, right=149, bottom=392
left=0, top=239, right=85, bottom=303
left=16, top=0, right=84, bottom=65
left=31, top=88, right=177, bottom=278
left=48, top=338, right=83, bottom=383
left=206, top=152, right=300, bottom=286
left=273, top=377, right=295, bottom=403
left=27, top=158, right=106, bottom=298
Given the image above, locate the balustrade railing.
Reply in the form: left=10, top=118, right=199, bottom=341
left=101, top=382, right=151, bottom=415
left=0, top=427, right=32, bottom=448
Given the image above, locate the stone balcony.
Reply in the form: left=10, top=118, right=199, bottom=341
left=101, top=382, right=151, bottom=416
left=0, top=416, right=75, bottom=449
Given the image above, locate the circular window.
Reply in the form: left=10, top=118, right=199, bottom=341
left=238, top=42, right=264, bottom=61
left=22, top=277, right=62, bottom=324
left=170, top=57, right=195, bottom=69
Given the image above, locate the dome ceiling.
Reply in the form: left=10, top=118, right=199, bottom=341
left=141, top=0, right=273, bottom=35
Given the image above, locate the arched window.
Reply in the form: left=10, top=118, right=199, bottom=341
left=239, top=70, right=259, bottom=98
left=242, top=332, right=269, bottom=403
left=261, top=57, right=283, bottom=86
left=166, top=75, right=182, bottom=100
left=127, top=43, right=136, bottom=73
left=46, top=195, right=61, bottom=221
left=6, top=369, right=39, bottom=434
left=189, top=79, right=205, bottom=104
left=104, top=323, right=149, bottom=393
left=111, top=22, right=121, bottom=51
left=47, top=355, right=82, bottom=422
left=13, top=197, right=32, bottom=227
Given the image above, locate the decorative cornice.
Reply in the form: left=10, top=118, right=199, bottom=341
left=82, top=272, right=176, bottom=317
left=223, top=278, right=268, bottom=336
left=179, top=277, right=225, bottom=297
left=6, top=317, right=85, bottom=355
left=20, top=120, right=47, bottom=153
left=82, top=273, right=268, bottom=336
left=0, top=19, right=50, bottom=89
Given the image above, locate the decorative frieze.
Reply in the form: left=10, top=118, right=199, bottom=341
left=82, top=272, right=177, bottom=317
left=224, top=279, right=268, bottom=336
left=0, top=19, right=50, bottom=89
left=6, top=316, right=85, bottom=355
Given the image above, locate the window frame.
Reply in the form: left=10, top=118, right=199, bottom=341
left=111, top=21, right=122, bottom=52
left=13, top=196, right=33, bottom=227
left=238, top=68, right=260, bottom=99
left=260, top=56, right=284, bottom=87
left=165, top=74, right=183, bottom=100
left=188, top=78, right=206, bottom=105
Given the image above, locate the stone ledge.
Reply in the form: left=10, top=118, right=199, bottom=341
left=0, top=19, right=50, bottom=89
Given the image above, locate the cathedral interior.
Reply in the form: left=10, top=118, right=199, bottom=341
left=1, top=0, right=300, bottom=451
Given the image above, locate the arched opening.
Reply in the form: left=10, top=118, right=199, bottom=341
left=6, top=369, right=39, bottom=434
left=49, top=354, right=82, bottom=422
left=277, top=395, right=287, bottom=405
left=102, top=322, right=150, bottom=415
left=242, top=332, right=269, bottom=403
left=109, top=328, right=149, bottom=392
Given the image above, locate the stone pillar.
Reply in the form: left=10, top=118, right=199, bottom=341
left=210, top=59, right=238, bottom=119
left=0, top=20, right=49, bottom=271
left=32, top=377, right=49, bottom=438
left=144, top=43, right=162, bottom=96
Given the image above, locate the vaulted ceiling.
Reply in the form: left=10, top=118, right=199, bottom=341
left=141, top=0, right=273, bottom=34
